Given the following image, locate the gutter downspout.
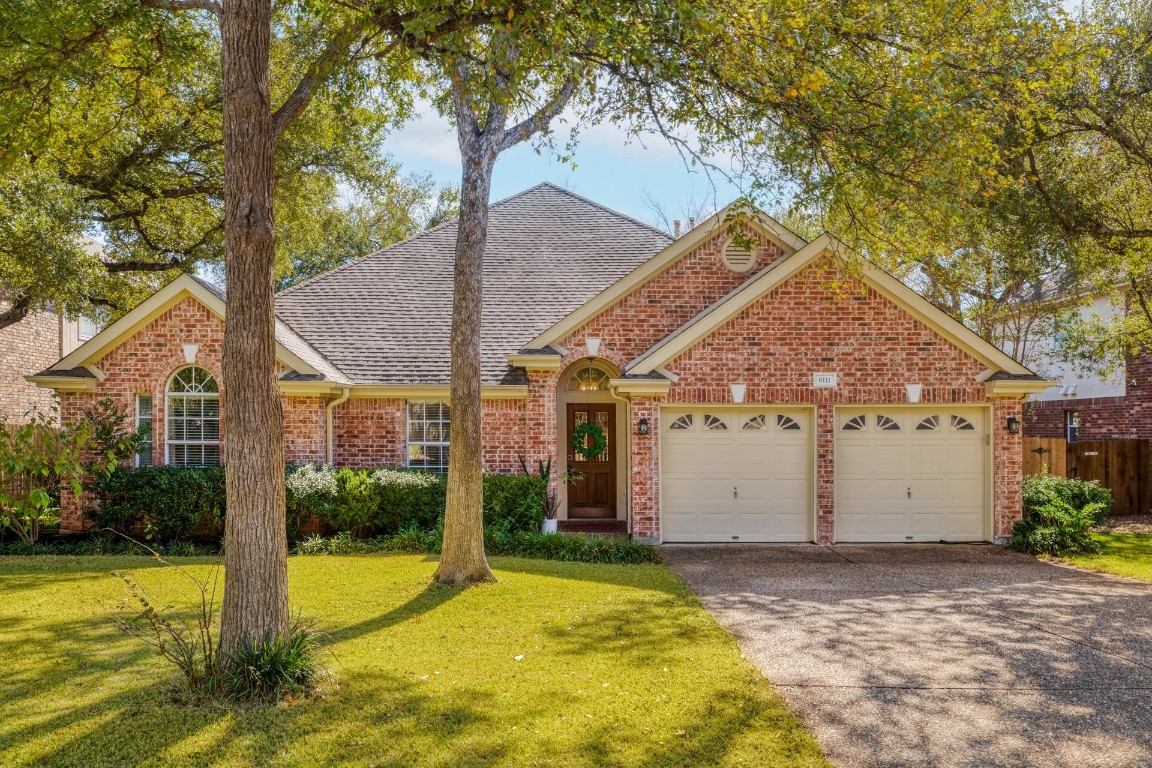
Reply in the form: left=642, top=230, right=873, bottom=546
left=325, top=387, right=351, bottom=465
left=608, top=386, right=632, bottom=538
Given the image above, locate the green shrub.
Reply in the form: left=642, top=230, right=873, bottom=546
left=294, top=527, right=661, bottom=565
left=0, top=411, right=95, bottom=544
left=483, top=473, right=546, bottom=533
left=370, top=469, right=445, bottom=533
left=1012, top=473, right=1111, bottom=556
left=222, top=619, right=327, bottom=702
left=86, top=466, right=226, bottom=540
left=0, top=533, right=218, bottom=556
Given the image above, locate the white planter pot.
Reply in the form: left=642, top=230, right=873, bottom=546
left=541, top=518, right=559, bottom=535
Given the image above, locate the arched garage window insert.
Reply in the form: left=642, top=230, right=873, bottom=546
left=166, top=366, right=220, bottom=466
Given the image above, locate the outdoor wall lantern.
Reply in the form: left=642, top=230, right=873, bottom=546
left=730, top=383, right=747, bottom=403
left=585, top=337, right=602, bottom=358
left=638, top=417, right=650, bottom=436
left=1006, top=415, right=1021, bottom=434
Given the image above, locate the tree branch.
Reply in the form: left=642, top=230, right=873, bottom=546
left=0, top=293, right=32, bottom=331
left=140, top=0, right=221, bottom=18
left=499, top=80, right=578, bottom=151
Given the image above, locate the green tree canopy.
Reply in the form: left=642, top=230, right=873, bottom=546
left=0, top=0, right=447, bottom=325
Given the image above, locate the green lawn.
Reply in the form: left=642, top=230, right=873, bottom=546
left=0, top=553, right=827, bottom=768
left=1061, top=532, right=1152, bottom=582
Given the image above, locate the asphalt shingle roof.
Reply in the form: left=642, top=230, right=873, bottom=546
left=190, top=276, right=351, bottom=384
left=275, top=183, right=672, bottom=385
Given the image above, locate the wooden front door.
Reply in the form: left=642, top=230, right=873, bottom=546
left=567, top=403, right=616, bottom=518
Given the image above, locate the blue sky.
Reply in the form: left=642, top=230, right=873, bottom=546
left=383, top=106, right=749, bottom=230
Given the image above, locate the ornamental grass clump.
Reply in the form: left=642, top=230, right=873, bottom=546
left=222, top=619, right=328, bottom=702
left=110, top=535, right=327, bottom=704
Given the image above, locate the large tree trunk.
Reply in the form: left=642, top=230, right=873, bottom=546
left=218, top=0, right=289, bottom=653
left=434, top=124, right=500, bottom=584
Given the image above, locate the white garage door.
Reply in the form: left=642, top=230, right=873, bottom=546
left=661, top=408, right=812, bottom=542
left=835, top=409, right=987, bottom=542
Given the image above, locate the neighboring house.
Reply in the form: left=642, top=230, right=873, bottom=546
left=0, top=298, right=99, bottom=422
left=30, top=183, right=1051, bottom=543
left=1021, top=293, right=1142, bottom=442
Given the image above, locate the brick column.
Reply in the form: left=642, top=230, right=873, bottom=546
left=628, top=397, right=661, bottom=542
left=814, top=403, right=835, bottom=544
left=992, top=398, right=1024, bottom=541
left=524, top=369, right=560, bottom=493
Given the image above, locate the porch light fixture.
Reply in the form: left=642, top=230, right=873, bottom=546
left=1006, top=415, right=1021, bottom=434
left=730, top=383, right=747, bottom=404
left=182, top=344, right=199, bottom=364
left=905, top=383, right=923, bottom=403
left=638, top=417, right=649, bottom=436
left=585, top=337, right=602, bottom=358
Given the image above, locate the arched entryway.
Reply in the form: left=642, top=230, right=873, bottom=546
left=556, top=361, right=629, bottom=529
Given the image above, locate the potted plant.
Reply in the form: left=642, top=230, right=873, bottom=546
left=519, top=456, right=581, bottom=535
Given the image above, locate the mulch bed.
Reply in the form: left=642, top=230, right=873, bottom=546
left=1094, top=515, right=1152, bottom=534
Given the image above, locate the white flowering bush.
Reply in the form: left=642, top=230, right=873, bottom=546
left=285, top=464, right=339, bottom=536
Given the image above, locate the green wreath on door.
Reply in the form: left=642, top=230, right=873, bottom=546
left=571, top=422, right=608, bottom=460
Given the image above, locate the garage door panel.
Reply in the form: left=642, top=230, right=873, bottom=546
left=662, top=408, right=812, bottom=543
left=836, top=409, right=987, bottom=543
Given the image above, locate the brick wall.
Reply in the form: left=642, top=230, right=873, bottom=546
left=568, top=255, right=1023, bottom=543
left=332, top=397, right=529, bottom=473
left=557, top=228, right=784, bottom=363
left=0, top=307, right=60, bottom=421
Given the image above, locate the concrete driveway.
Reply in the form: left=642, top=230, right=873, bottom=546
left=665, top=545, right=1152, bottom=768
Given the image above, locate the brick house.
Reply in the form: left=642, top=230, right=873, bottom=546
left=31, top=183, right=1051, bottom=543
left=1, top=297, right=98, bottom=422
left=1022, top=293, right=1152, bottom=510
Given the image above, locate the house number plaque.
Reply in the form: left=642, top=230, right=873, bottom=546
left=812, top=372, right=838, bottom=388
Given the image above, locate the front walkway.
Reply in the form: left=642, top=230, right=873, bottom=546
left=665, top=544, right=1152, bottom=768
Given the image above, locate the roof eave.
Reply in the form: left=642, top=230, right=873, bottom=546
left=26, top=374, right=97, bottom=392
left=985, top=379, right=1057, bottom=397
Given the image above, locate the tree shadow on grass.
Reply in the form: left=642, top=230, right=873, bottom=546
left=486, top=555, right=686, bottom=595
left=572, top=685, right=828, bottom=768
left=323, top=580, right=466, bottom=645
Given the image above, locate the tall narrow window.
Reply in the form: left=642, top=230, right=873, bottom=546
left=408, top=401, right=450, bottom=472
left=1066, top=410, right=1080, bottom=443
left=166, top=367, right=220, bottom=466
left=136, top=394, right=154, bottom=467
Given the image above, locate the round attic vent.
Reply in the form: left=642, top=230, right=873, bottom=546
left=722, top=238, right=756, bottom=273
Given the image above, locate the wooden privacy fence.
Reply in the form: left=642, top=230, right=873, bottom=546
left=1022, top=437, right=1150, bottom=516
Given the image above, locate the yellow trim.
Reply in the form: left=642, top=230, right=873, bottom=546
left=609, top=378, right=671, bottom=396
left=25, top=374, right=96, bottom=392
left=50, top=274, right=322, bottom=378
left=506, top=353, right=563, bottom=371
left=278, top=381, right=346, bottom=396
left=985, top=379, right=1056, bottom=397
left=627, top=233, right=1037, bottom=379
left=524, top=205, right=808, bottom=350
left=350, top=384, right=529, bottom=400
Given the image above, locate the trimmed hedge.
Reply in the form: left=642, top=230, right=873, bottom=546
left=1011, top=473, right=1111, bottom=556
left=86, top=466, right=226, bottom=540
left=87, top=464, right=547, bottom=542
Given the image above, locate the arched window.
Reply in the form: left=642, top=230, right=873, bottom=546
left=166, top=366, right=220, bottom=466
left=567, top=366, right=611, bottom=391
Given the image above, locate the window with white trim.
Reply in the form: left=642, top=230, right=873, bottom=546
left=166, top=367, right=220, bottom=466
left=136, top=394, right=154, bottom=467
left=408, top=401, right=450, bottom=472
